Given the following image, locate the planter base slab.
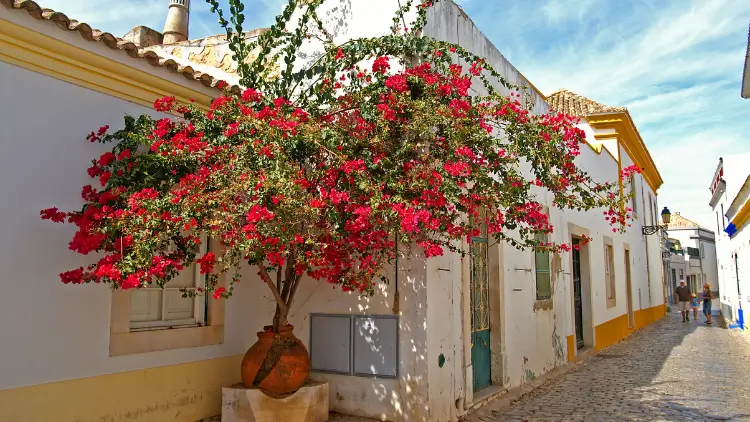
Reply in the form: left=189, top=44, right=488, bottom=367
left=222, top=381, right=329, bottom=422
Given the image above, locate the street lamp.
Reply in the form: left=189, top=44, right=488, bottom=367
left=643, top=206, right=670, bottom=235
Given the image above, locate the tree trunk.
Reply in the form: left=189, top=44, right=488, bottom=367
left=272, top=303, right=289, bottom=331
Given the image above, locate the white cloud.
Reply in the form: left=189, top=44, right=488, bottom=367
left=541, top=0, right=597, bottom=24
left=474, top=0, right=750, bottom=234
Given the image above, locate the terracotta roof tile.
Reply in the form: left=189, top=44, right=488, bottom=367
left=667, top=212, right=704, bottom=230
left=1, top=0, right=240, bottom=95
left=546, top=89, right=626, bottom=118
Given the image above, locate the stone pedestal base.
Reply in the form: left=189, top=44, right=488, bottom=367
left=222, top=382, right=329, bottom=422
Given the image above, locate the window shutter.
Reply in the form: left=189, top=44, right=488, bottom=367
left=130, top=290, right=161, bottom=322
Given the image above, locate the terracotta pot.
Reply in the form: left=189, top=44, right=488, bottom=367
left=240, top=324, right=311, bottom=397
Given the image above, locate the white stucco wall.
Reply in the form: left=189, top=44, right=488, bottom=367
left=0, top=2, right=667, bottom=421
left=710, top=156, right=750, bottom=326
left=0, top=55, right=455, bottom=421
left=0, top=60, right=262, bottom=390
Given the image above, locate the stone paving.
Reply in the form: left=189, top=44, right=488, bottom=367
left=464, top=314, right=750, bottom=422
left=200, top=314, right=750, bottom=422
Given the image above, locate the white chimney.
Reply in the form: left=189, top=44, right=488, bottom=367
left=163, top=0, right=190, bottom=44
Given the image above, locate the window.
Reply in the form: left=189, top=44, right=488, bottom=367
left=109, top=235, right=225, bottom=356
left=648, top=195, right=654, bottom=226
left=130, top=235, right=207, bottom=330
left=629, top=175, right=638, bottom=217
left=716, top=212, right=721, bottom=235
left=309, top=314, right=398, bottom=378
left=534, top=233, right=551, bottom=300
left=671, top=268, right=677, bottom=289
left=604, top=244, right=616, bottom=303
left=691, top=275, right=698, bottom=293
left=700, top=243, right=705, bottom=259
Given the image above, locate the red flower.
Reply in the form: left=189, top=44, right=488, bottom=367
left=372, top=56, right=390, bottom=74
left=117, top=149, right=131, bottom=160
left=385, top=75, right=409, bottom=92
left=197, top=252, right=217, bottom=274
left=121, top=274, right=141, bottom=290
left=98, top=152, right=116, bottom=167
left=213, top=287, right=227, bottom=299
left=60, top=267, right=86, bottom=284
left=154, top=96, right=175, bottom=112
left=40, top=207, right=66, bottom=223
left=99, top=171, right=112, bottom=186
left=241, top=88, right=263, bottom=103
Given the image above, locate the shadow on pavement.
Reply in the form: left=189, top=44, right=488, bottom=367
left=468, top=314, right=750, bottom=421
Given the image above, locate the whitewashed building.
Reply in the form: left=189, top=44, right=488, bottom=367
left=709, top=157, right=750, bottom=328
left=665, top=213, right=719, bottom=312
left=0, top=1, right=667, bottom=421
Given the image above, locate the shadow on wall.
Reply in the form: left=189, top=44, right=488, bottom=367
left=234, top=249, right=431, bottom=422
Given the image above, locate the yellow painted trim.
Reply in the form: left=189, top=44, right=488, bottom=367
left=586, top=113, right=663, bottom=193
left=566, top=334, right=575, bottom=362
left=0, top=18, right=214, bottom=109
left=0, top=354, right=243, bottom=422
left=593, top=304, right=665, bottom=351
left=588, top=133, right=619, bottom=163
left=584, top=141, right=605, bottom=154
left=731, top=198, right=750, bottom=233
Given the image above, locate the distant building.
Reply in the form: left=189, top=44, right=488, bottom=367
left=665, top=214, right=719, bottom=313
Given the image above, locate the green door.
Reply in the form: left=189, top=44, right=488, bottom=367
left=470, top=237, right=491, bottom=391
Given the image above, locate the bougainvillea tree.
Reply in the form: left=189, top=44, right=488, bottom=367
left=41, top=0, right=636, bottom=330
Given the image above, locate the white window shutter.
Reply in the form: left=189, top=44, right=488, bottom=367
left=130, top=290, right=161, bottom=322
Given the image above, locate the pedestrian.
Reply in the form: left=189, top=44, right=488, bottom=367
left=674, top=279, right=692, bottom=322
left=703, top=283, right=713, bottom=325
left=691, top=293, right=699, bottom=321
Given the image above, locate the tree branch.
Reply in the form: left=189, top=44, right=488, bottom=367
left=258, top=261, right=288, bottom=314
left=286, top=273, right=303, bottom=308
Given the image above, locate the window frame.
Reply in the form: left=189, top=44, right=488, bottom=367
left=534, top=232, right=552, bottom=301
left=648, top=195, right=654, bottom=226
left=109, top=238, right=225, bottom=357
left=129, top=234, right=208, bottom=331
left=629, top=175, right=638, bottom=218
left=604, top=240, right=616, bottom=307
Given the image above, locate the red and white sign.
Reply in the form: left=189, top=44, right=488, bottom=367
left=710, top=159, right=724, bottom=195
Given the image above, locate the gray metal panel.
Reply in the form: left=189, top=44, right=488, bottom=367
left=309, top=314, right=351, bottom=374
left=352, top=315, right=398, bottom=378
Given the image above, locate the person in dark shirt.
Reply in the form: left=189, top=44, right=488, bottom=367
left=703, top=283, right=713, bottom=325
left=674, top=279, right=692, bottom=322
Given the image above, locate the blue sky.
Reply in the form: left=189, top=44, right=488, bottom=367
left=40, top=0, right=750, bottom=230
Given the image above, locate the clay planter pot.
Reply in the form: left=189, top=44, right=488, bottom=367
left=241, top=324, right=311, bottom=397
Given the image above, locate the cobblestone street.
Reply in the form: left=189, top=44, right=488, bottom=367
left=465, top=314, right=750, bottom=422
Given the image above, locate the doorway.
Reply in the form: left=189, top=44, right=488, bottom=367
left=625, top=249, right=634, bottom=328
left=572, top=238, right=584, bottom=349
left=470, top=237, right=491, bottom=391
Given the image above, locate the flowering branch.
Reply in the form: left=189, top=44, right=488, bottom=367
left=40, top=0, right=634, bottom=330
